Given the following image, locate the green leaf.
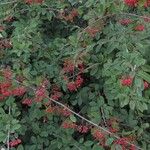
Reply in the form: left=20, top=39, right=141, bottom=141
left=106, top=138, right=115, bottom=146
left=137, top=71, right=150, bottom=83
left=92, top=144, right=104, bottom=150
left=120, top=98, right=129, bottom=107
left=129, top=100, right=136, bottom=110
left=17, top=145, right=24, bottom=150
left=70, top=115, right=77, bottom=122
left=141, top=65, right=150, bottom=73
left=84, top=141, right=94, bottom=147
left=0, top=132, right=6, bottom=142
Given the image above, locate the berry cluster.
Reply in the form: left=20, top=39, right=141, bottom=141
left=92, top=130, right=105, bottom=141
left=34, top=87, right=47, bottom=102
left=0, top=83, right=26, bottom=98
left=119, top=19, right=133, bottom=26
left=59, top=8, right=79, bottom=22
left=61, top=121, right=90, bottom=133
left=45, top=106, right=72, bottom=117
left=25, top=0, right=44, bottom=4
left=92, top=129, right=107, bottom=147
left=124, top=0, right=138, bottom=7
left=0, top=39, right=12, bottom=49
left=62, top=60, right=84, bottom=92
left=119, top=19, right=145, bottom=32
left=9, top=139, right=21, bottom=147
left=85, top=27, right=100, bottom=37
left=0, top=70, right=26, bottom=100
left=134, top=24, right=145, bottom=31
left=121, top=76, right=133, bottom=86
left=107, top=118, right=119, bottom=133
left=50, top=85, right=63, bottom=101
left=124, top=0, right=150, bottom=8
left=67, top=75, right=84, bottom=92
left=22, top=98, right=32, bottom=106
left=144, top=81, right=149, bottom=89
left=143, top=0, right=150, bottom=7
left=114, top=137, right=136, bottom=150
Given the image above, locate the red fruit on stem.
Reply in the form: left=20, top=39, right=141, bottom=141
left=121, top=77, right=133, bottom=86
left=75, top=75, right=83, bottom=88
left=71, top=9, right=79, bottom=17
left=2, top=68, right=12, bottom=79
left=134, top=25, right=145, bottom=31
left=129, top=144, right=136, bottom=150
left=144, top=81, right=149, bottom=89
left=0, top=82, right=12, bottom=89
left=85, top=27, right=99, bottom=37
left=22, top=98, right=32, bottom=106
left=78, top=63, right=84, bottom=72
left=35, top=87, right=46, bottom=97
left=67, top=82, right=76, bottom=92
left=144, top=0, right=150, bottom=7
left=114, top=137, right=128, bottom=146
left=119, top=19, right=132, bottom=26
left=93, top=130, right=105, bottom=141
left=1, top=90, right=12, bottom=97
left=12, top=87, right=26, bottom=96
left=61, top=108, right=72, bottom=117
left=124, top=0, right=138, bottom=7
left=82, top=126, right=89, bottom=133
left=25, top=0, right=44, bottom=4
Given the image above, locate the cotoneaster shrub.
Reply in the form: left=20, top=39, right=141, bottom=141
left=0, top=0, right=150, bottom=150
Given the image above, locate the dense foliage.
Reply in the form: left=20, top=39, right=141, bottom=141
left=0, top=0, right=150, bottom=150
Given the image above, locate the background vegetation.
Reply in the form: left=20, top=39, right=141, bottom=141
left=0, top=0, right=150, bottom=149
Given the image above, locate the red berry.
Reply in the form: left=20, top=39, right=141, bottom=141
left=67, top=82, right=76, bottom=92
left=0, top=82, right=12, bottom=89
left=1, top=89, right=12, bottom=97
left=119, top=19, right=132, bottom=26
left=114, top=137, right=128, bottom=146
left=143, top=16, right=150, bottom=22
left=35, top=87, right=46, bottom=97
left=50, top=91, right=62, bottom=100
left=144, top=81, right=149, bottom=89
left=61, top=121, right=76, bottom=129
left=78, top=63, right=84, bottom=72
left=85, top=27, right=99, bottom=37
left=134, top=25, right=145, bottom=31
left=22, top=98, right=32, bottom=106
left=70, top=9, right=79, bottom=17
left=121, top=77, right=133, bottom=86
left=124, top=0, right=138, bottom=7
left=93, top=130, right=105, bottom=141
left=2, top=68, right=12, bottom=79
left=61, top=108, right=72, bottom=117
left=82, top=126, right=89, bottom=133
left=75, top=75, right=83, bottom=88
left=17, top=139, right=21, bottom=144
left=129, top=144, right=136, bottom=150
left=144, top=0, right=150, bottom=7
left=12, top=87, right=26, bottom=96
left=25, top=0, right=44, bottom=4
left=9, top=139, right=21, bottom=147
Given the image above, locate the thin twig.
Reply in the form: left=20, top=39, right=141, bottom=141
left=100, top=107, right=107, bottom=127
left=121, top=12, right=150, bottom=20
